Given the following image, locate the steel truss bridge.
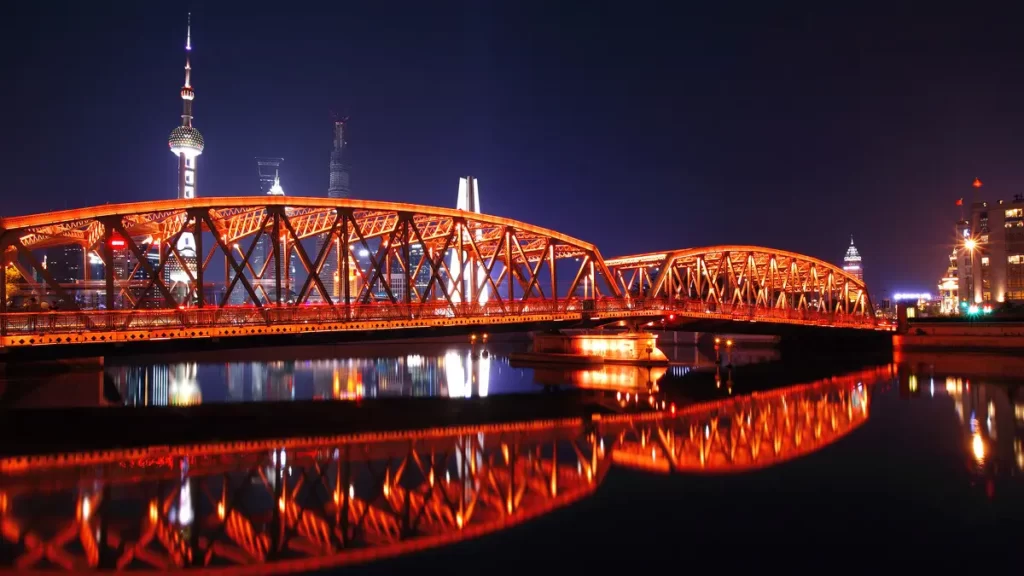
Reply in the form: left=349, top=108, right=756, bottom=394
left=0, top=365, right=888, bottom=573
left=0, top=197, right=886, bottom=349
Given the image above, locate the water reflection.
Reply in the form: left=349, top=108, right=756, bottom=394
left=898, top=366, right=1024, bottom=480
left=532, top=364, right=667, bottom=391
left=0, top=365, right=891, bottom=573
left=108, top=345, right=510, bottom=406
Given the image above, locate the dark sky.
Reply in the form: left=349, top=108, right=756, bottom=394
left=8, top=1, right=1024, bottom=297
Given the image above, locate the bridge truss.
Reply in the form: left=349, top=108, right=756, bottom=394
left=0, top=200, right=884, bottom=348
left=605, top=246, right=877, bottom=329
left=0, top=197, right=620, bottom=347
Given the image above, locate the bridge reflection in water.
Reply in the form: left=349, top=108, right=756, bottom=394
left=0, top=365, right=892, bottom=573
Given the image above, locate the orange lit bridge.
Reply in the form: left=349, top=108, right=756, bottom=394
left=0, top=197, right=887, bottom=351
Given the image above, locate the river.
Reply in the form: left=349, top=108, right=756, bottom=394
left=0, top=341, right=1019, bottom=571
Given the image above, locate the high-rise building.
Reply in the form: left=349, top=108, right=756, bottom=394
left=247, top=158, right=295, bottom=303
left=262, top=169, right=296, bottom=302
left=165, top=13, right=202, bottom=303
left=256, top=157, right=283, bottom=194
left=958, top=193, right=1024, bottom=304
left=318, top=119, right=352, bottom=302
left=448, top=177, right=488, bottom=305
left=43, top=245, right=84, bottom=284
left=328, top=118, right=350, bottom=199
left=842, top=235, right=863, bottom=283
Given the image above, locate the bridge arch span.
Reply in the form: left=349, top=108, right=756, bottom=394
left=605, top=245, right=876, bottom=328
left=0, top=197, right=625, bottom=349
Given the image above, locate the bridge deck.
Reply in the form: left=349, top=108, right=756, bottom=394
left=0, top=297, right=889, bottom=350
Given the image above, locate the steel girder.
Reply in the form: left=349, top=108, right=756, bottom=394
left=0, top=197, right=622, bottom=342
left=605, top=245, right=877, bottom=328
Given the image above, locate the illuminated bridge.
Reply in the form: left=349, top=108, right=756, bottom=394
left=0, top=365, right=888, bottom=573
left=0, top=197, right=887, bottom=350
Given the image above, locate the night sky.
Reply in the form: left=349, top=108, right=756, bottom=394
left=9, top=1, right=1024, bottom=297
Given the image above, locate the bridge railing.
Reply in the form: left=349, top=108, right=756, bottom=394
left=0, top=296, right=880, bottom=339
left=606, top=297, right=879, bottom=328
left=0, top=298, right=596, bottom=337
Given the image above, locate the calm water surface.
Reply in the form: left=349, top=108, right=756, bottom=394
left=99, top=342, right=776, bottom=407
left=0, top=346, right=1020, bottom=571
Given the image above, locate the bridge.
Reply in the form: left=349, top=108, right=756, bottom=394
left=0, top=197, right=888, bottom=350
left=0, top=365, right=888, bottom=573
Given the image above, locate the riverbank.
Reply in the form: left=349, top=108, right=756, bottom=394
left=895, top=321, right=1024, bottom=351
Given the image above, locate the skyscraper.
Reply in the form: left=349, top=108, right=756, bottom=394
left=328, top=118, right=350, bottom=199
left=165, top=14, right=202, bottom=303
left=318, top=119, right=352, bottom=301
left=256, top=157, right=283, bottom=194
left=448, top=177, right=487, bottom=305
left=250, top=161, right=296, bottom=303
left=843, top=235, right=863, bottom=283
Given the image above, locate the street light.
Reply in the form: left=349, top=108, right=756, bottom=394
left=962, top=237, right=980, bottom=304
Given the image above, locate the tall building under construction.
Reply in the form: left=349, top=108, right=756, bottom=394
left=317, top=119, right=355, bottom=301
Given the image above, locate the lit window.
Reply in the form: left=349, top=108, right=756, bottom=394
left=1009, top=255, right=1024, bottom=265
left=981, top=256, right=990, bottom=266
left=1006, top=208, right=1023, bottom=219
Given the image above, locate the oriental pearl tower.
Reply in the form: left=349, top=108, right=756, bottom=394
left=165, top=14, right=202, bottom=299
left=168, top=13, right=204, bottom=198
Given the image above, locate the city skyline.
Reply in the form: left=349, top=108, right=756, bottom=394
left=12, top=3, right=1024, bottom=297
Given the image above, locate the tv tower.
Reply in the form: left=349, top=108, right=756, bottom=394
left=167, top=13, right=204, bottom=199
left=164, top=13, right=202, bottom=301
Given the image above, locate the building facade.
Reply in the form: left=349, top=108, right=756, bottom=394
left=449, top=176, right=487, bottom=305
left=958, top=194, right=1024, bottom=304
left=248, top=162, right=296, bottom=304
left=43, top=245, right=84, bottom=284
left=937, top=248, right=959, bottom=314
left=317, top=119, right=352, bottom=301
left=842, top=236, right=863, bottom=283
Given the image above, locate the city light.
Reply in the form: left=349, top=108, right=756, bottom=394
left=893, top=293, right=932, bottom=301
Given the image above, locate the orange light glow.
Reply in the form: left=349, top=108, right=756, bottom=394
left=972, top=433, right=986, bottom=463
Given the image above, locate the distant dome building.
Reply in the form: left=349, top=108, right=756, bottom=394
left=843, top=235, right=863, bottom=282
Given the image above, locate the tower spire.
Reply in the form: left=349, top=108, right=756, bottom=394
left=168, top=12, right=204, bottom=200
left=164, top=12, right=202, bottom=296
left=843, top=235, right=863, bottom=283
left=179, top=13, right=195, bottom=123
